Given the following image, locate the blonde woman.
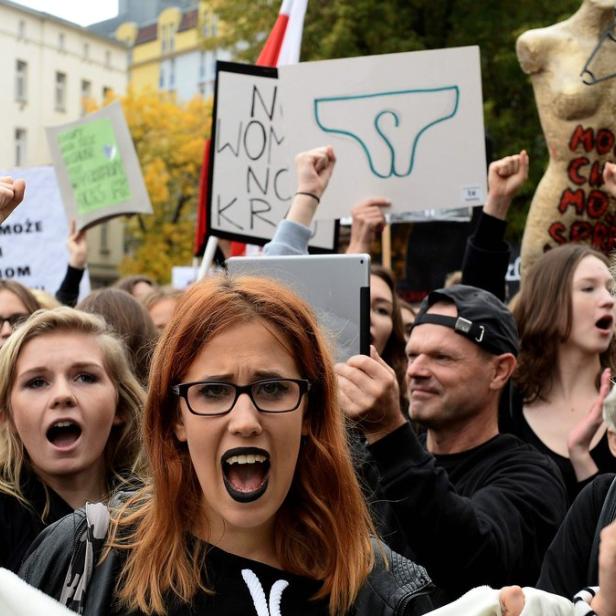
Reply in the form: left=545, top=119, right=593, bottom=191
left=0, top=307, right=143, bottom=572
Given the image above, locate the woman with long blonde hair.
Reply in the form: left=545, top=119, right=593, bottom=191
left=21, top=276, right=435, bottom=615
left=0, top=307, right=143, bottom=572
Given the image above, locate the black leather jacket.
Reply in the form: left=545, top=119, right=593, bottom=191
left=20, top=508, right=435, bottom=616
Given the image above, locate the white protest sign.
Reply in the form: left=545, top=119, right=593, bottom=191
left=208, top=62, right=337, bottom=250
left=46, top=101, right=152, bottom=232
left=278, top=46, right=487, bottom=219
left=0, top=166, right=90, bottom=297
left=171, top=265, right=199, bottom=289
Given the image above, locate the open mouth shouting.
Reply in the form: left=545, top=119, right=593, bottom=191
left=596, top=315, right=614, bottom=332
left=46, top=419, right=82, bottom=451
left=221, top=447, right=270, bottom=503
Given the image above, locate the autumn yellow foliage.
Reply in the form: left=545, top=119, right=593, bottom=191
left=87, top=89, right=212, bottom=283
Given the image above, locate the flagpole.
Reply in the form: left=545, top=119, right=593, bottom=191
left=197, top=235, right=219, bottom=280
left=193, top=0, right=308, bottom=260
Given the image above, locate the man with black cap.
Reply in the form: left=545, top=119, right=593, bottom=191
left=336, top=284, right=567, bottom=605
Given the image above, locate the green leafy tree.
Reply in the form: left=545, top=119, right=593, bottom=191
left=206, top=0, right=583, bottom=239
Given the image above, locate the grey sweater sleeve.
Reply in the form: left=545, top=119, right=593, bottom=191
left=263, top=219, right=311, bottom=256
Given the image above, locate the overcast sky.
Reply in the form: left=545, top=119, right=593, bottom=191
left=12, top=0, right=119, bottom=26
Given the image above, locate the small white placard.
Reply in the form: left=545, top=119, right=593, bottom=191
left=461, top=185, right=484, bottom=205
left=171, top=266, right=199, bottom=290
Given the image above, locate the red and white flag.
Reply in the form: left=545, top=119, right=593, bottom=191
left=194, top=0, right=308, bottom=257
left=257, top=0, right=308, bottom=67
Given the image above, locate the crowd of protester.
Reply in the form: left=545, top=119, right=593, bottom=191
left=0, top=146, right=616, bottom=615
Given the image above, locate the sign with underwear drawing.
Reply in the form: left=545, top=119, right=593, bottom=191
left=46, top=102, right=152, bottom=232
left=278, top=46, right=487, bottom=220
left=207, top=62, right=337, bottom=250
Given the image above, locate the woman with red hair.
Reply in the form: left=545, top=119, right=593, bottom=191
left=21, top=275, right=435, bottom=615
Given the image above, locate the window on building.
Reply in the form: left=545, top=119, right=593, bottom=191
left=202, top=12, right=218, bottom=39
left=102, top=86, right=112, bottom=100
left=83, top=42, right=89, bottom=60
left=169, top=26, right=175, bottom=52
left=15, top=129, right=26, bottom=166
left=170, top=58, right=175, bottom=88
left=161, top=24, right=175, bottom=53
left=100, top=222, right=110, bottom=255
left=58, top=32, right=65, bottom=51
left=105, top=50, right=111, bottom=68
left=55, top=72, right=66, bottom=112
left=18, top=20, right=26, bottom=39
left=159, top=67, right=165, bottom=89
left=15, top=60, right=27, bottom=102
left=80, top=80, right=91, bottom=115
left=209, top=53, right=217, bottom=79
left=199, top=51, right=205, bottom=79
left=161, top=25, right=167, bottom=53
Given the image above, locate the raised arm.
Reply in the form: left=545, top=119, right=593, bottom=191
left=55, top=220, right=87, bottom=307
left=346, top=198, right=390, bottom=255
left=603, top=162, right=616, bottom=199
left=462, top=150, right=529, bottom=300
left=263, top=146, right=335, bottom=256
left=0, top=176, right=25, bottom=224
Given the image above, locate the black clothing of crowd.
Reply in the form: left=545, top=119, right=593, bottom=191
left=2, top=150, right=616, bottom=615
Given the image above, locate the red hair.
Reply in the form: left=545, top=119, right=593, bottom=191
left=110, top=275, right=375, bottom=615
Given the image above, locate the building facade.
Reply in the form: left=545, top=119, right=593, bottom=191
left=113, top=2, right=230, bottom=101
left=0, top=0, right=128, bottom=168
left=90, top=2, right=231, bottom=284
left=89, top=0, right=195, bottom=39
left=0, top=0, right=129, bottom=287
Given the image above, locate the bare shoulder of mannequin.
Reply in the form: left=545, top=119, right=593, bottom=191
left=516, top=28, right=563, bottom=74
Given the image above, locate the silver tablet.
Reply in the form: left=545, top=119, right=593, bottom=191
left=226, top=254, right=371, bottom=362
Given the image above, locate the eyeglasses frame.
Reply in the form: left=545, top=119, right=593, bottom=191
left=171, top=377, right=311, bottom=416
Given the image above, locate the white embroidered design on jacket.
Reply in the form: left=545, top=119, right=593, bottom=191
left=241, top=568, right=289, bottom=616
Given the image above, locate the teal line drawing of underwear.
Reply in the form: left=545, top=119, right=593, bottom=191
left=313, top=86, right=460, bottom=179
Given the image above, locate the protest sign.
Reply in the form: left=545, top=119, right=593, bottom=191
left=46, top=101, right=152, bottom=231
left=0, top=166, right=90, bottom=297
left=171, top=265, right=199, bottom=289
left=208, top=61, right=337, bottom=250
left=278, top=47, right=487, bottom=220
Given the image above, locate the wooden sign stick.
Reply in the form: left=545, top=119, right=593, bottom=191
left=381, top=223, right=392, bottom=270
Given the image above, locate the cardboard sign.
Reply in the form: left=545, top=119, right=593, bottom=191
left=46, top=101, right=152, bottom=231
left=0, top=166, right=90, bottom=297
left=278, top=47, right=487, bottom=219
left=208, top=62, right=337, bottom=250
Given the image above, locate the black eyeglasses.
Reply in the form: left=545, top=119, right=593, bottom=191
left=171, top=378, right=311, bottom=416
left=0, top=313, right=28, bottom=329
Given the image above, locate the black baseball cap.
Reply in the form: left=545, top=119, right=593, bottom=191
left=412, top=284, right=519, bottom=356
